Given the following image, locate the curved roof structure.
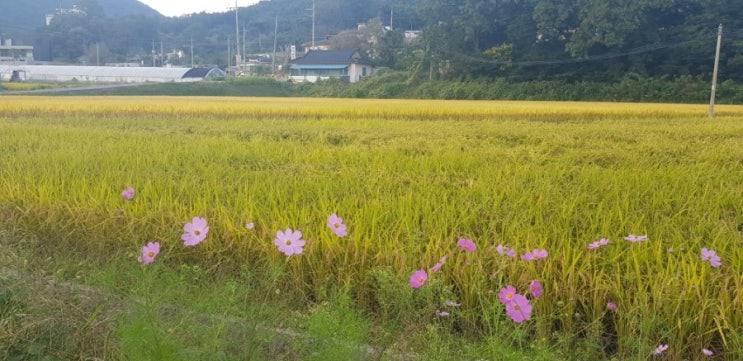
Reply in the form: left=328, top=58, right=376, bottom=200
left=0, top=65, right=225, bottom=83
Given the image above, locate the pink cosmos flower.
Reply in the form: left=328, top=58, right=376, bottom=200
left=498, top=285, right=517, bottom=305
left=522, top=248, right=548, bottom=261
left=701, top=248, right=722, bottom=268
left=410, top=269, right=428, bottom=289
left=505, top=294, right=533, bottom=323
left=327, top=213, right=347, bottom=237
left=607, top=302, right=617, bottom=311
left=529, top=280, right=542, bottom=298
left=245, top=222, right=254, bottom=230
left=702, top=348, right=713, bottom=356
left=652, top=344, right=668, bottom=355
left=430, top=256, right=447, bottom=272
left=435, top=310, right=450, bottom=317
left=457, top=238, right=477, bottom=252
left=137, top=242, right=160, bottom=265
left=181, top=217, right=209, bottom=246
left=274, top=228, right=306, bottom=256
left=121, top=187, right=135, bottom=200
left=588, top=238, right=610, bottom=250
left=496, top=244, right=517, bottom=258
left=624, top=234, right=648, bottom=242
left=445, top=300, right=461, bottom=307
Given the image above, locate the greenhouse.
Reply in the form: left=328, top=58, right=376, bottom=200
left=0, top=65, right=225, bottom=83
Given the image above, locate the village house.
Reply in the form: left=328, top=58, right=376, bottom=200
left=288, top=49, right=374, bottom=83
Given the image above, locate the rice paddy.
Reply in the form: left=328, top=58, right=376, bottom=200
left=0, top=96, right=741, bottom=360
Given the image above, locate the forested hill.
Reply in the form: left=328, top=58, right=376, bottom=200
left=0, top=0, right=161, bottom=35
left=3, top=0, right=743, bottom=83
left=161, top=0, right=743, bottom=81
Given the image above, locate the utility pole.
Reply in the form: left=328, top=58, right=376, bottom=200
left=227, top=36, right=231, bottom=69
left=160, top=41, right=164, bottom=67
left=311, top=0, right=315, bottom=48
left=390, top=6, right=393, bottom=30
left=151, top=40, right=156, bottom=67
left=709, top=24, right=723, bottom=118
left=272, top=15, right=278, bottom=72
left=190, top=36, right=194, bottom=68
left=234, top=0, right=241, bottom=67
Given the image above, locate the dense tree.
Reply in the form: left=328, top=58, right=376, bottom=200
left=19, top=0, right=743, bottom=80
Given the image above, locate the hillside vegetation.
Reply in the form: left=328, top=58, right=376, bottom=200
left=2, top=0, right=741, bottom=84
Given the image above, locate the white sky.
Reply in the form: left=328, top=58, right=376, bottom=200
left=137, top=0, right=260, bottom=17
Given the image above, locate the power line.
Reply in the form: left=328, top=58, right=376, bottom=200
left=449, top=36, right=716, bottom=67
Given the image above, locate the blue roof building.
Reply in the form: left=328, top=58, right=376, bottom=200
left=289, top=49, right=374, bottom=83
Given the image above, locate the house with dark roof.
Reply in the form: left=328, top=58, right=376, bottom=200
left=289, top=49, right=374, bottom=83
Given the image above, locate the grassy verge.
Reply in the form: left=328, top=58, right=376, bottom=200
left=0, top=231, right=569, bottom=360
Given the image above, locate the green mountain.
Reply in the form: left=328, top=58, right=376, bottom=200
left=0, top=0, right=161, bottom=36
left=2, top=0, right=741, bottom=82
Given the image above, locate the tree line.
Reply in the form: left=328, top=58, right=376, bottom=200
left=33, top=0, right=743, bottom=82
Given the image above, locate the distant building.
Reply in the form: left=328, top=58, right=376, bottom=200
left=301, top=38, right=331, bottom=53
left=289, top=49, right=374, bottom=83
left=46, top=5, right=87, bottom=26
left=0, top=65, right=225, bottom=83
left=404, top=30, right=422, bottom=43
left=0, top=39, right=34, bottom=63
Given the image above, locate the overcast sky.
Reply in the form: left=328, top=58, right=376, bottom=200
left=137, top=0, right=260, bottom=17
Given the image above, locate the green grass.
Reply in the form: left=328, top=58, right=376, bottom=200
left=0, top=97, right=741, bottom=360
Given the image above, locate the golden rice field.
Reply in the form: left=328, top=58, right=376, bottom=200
left=0, top=96, right=741, bottom=360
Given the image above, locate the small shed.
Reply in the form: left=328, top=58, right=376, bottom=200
left=289, top=49, right=374, bottom=83
left=0, top=65, right=225, bottom=83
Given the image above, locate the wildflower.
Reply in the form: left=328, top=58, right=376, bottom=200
left=137, top=242, right=160, bottom=265
left=274, top=228, right=306, bottom=256
left=496, top=244, right=517, bottom=258
left=430, top=262, right=443, bottom=272
left=505, top=294, right=532, bottom=323
left=327, top=213, right=347, bottom=237
left=121, top=187, right=135, bottom=200
left=522, top=249, right=548, bottom=261
left=701, top=248, right=722, bottom=268
left=498, top=285, right=517, bottom=305
left=435, top=310, right=450, bottom=317
left=624, top=234, right=648, bottom=242
left=445, top=300, right=461, bottom=307
left=529, top=280, right=542, bottom=298
left=457, top=238, right=477, bottom=252
left=702, top=348, right=713, bottom=356
left=410, top=269, right=428, bottom=289
left=607, top=302, right=617, bottom=311
left=430, top=256, right=447, bottom=272
left=588, top=238, right=610, bottom=250
left=182, top=217, right=209, bottom=246
left=245, top=222, right=254, bottom=230
left=652, top=344, right=668, bottom=355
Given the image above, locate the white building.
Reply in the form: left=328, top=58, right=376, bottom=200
left=0, top=39, right=34, bottom=63
left=0, top=65, right=225, bottom=83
